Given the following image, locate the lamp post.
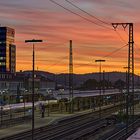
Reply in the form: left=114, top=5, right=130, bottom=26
left=95, top=59, right=105, bottom=120
left=25, top=39, right=43, bottom=140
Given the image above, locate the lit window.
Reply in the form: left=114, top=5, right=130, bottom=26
left=0, top=62, right=6, bottom=66
left=0, top=57, right=6, bottom=60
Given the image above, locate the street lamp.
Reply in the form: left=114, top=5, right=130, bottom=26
left=95, top=59, right=105, bottom=120
left=25, top=39, right=43, bottom=140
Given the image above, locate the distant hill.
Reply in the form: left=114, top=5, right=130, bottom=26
left=21, top=70, right=55, bottom=80
left=19, top=71, right=140, bottom=88
left=56, top=72, right=139, bottom=88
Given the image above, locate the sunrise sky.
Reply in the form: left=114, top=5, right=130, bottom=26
left=0, top=0, right=140, bottom=74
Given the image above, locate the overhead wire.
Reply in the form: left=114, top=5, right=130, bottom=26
left=46, top=56, right=68, bottom=70
left=45, top=43, right=128, bottom=72
left=51, top=0, right=128, bottom=45
left=115, top=30, right=127, bottom=44
left=49, top=0, right=128, bottom=44
left=49, top=0, right=112, bottom=30
left=49, top=0, right=132, bottom=73
left=65, top=0, right=110, bottom=26
left=60, top=43, right=128, bottom=72
left=103, top=44, right=128, bottom=58
left=65, top=0, right=128, bottom=44
left=74, top=43, right=128, bottom=68
left=73, top=45, right=128, bottom=73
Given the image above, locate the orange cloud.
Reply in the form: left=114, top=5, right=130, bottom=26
left=0, top=0, right=140, bottom=74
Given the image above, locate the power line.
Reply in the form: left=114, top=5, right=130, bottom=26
left=65, top=0, right=128, bottom=44
left=115, top=30, right=127, bottom=44
left=49, top=0, right=133, bottom=74
left=51, top=0, right=129, bottom=45
left=65, top=0, right=110, bottom=26
left=103, top=44, right=128, bottom=58
left=46, top=56, right=68, bottom=70
left=71, top=44, right=128, bottom=70
left=66, top=0, right=128, bottom=44
left=49, top=0, right=112, bottom=30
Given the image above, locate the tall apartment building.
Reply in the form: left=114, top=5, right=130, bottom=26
left=0, top=27, right=16, bottom=73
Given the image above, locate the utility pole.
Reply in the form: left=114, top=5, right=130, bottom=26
left=112, top=23, right=134, bottom=132
left=103, top=70, right=105, bottom=95
left=69, top=40, right=73, bottom=113
left=102, top=70, right=105, bottom=106
left=25, top=39, right=43, bottom=140
left=124, top=66, right=129, bottom=131
left=138, top=73, right=140, bottom=87
left=107, top=72, right=110, bottom=89
left=95, top=59, right=105, bottom=120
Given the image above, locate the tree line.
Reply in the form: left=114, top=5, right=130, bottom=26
left=78, top=79, right=126, bottom=90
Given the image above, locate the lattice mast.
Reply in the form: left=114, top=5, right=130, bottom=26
left=112, top=23, right=134, bottom=129
left=69, top=40, right=74, bottom=113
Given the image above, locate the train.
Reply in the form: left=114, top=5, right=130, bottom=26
left=127, top=128, right=140, bottom=140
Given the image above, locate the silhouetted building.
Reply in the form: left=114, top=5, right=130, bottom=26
left=0, top=27, right=16, bottom=73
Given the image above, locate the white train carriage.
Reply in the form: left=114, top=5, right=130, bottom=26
left=127, top=128, right=140, bottom=140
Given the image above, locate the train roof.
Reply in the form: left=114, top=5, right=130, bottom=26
left=127, top=128, right=140, bottom=140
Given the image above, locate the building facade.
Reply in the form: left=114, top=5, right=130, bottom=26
left=0, top=27, right=16, bottom=73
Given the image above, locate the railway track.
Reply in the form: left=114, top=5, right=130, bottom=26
left=62, top=120, right=107, bottom=140
left=35, top=118, right=106, bottom=140
left=0, top=104, right=121, bottom=140
left=0, top=115, right=31, bottom=128
left=105, top=118, right=140, bottom=140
